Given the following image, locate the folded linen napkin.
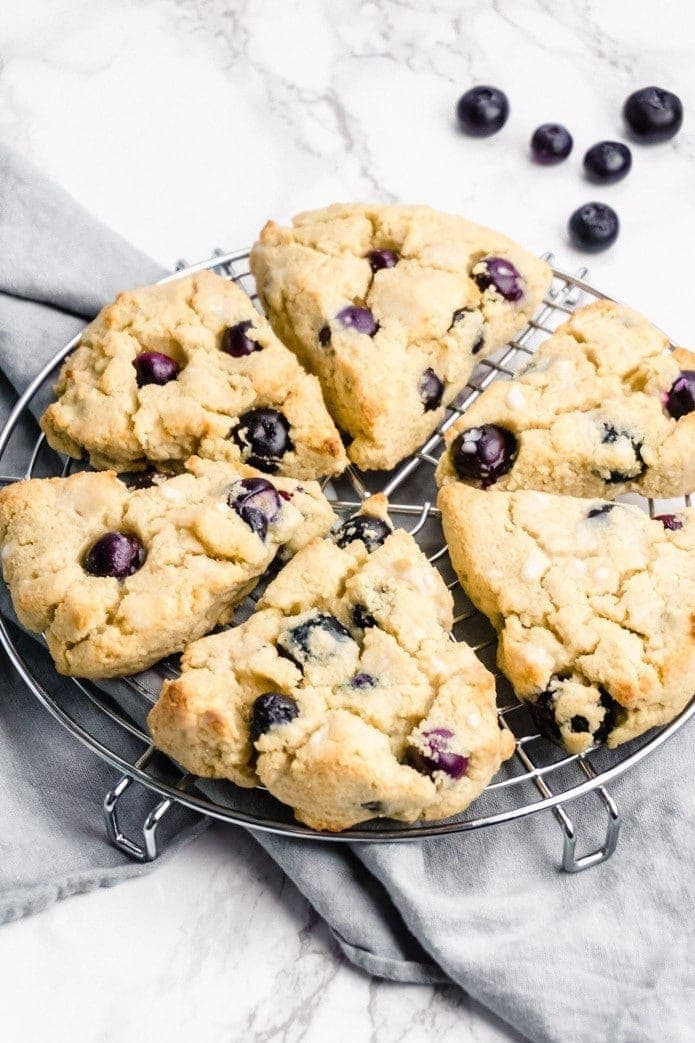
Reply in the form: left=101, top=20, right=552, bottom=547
left=1, top=143, right=694, bottom=1043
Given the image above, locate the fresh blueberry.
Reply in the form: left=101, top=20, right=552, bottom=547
left=352, top=604, right=377, bottom=630
left=232, top=408, right=292, bottom=472
left=318, top=325, right=332, bottom=346
left=473, top=257, right=525, bottom=302
left=450, top=425, right=518, bottom=487
left=350, top=672, right=378, bottom=690
left=335, top=306, right=379, bottom=337
left=367, top=249, right=398, bottom=272
left=334, top=514, right=392, bottom=552
left=570, top=715, right=590, bottom=733
left=569, top=202, right=619, bottom=253
left=583, top=141, right=632, bottom=184
left=665, top=371, right=695, bottom=419
left=587, top=503, right=617, bottom=520
left=278, top=613, right=355, bottom=668
left=222, top=320, right=261, bottom=358
left=249, top=692, right=299, bottom=743
left=655, top=514, right=684, bottom=531
left=132, top=352, right=179, bottom=387
left=456, top=85, right=509, bottom=138
left=229, top=477, right=281, bottom=540
left=624, top=86, right=683, bottom=143
left=83, top=532, right=146, bottom=579
left=418, top=368, right=444, bottom=412
left=406, top=728, right=469, bottom=780
left=531, top=123, right=573, bottom=164
left=119, top=468, right=168, bottom=490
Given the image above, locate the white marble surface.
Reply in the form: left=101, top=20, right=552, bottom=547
left=1, top=0, right=693, bottom=1039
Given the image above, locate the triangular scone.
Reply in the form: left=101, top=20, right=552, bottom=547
left=437, top=301, right=695, bottom=498
left=0, top=459, right=334, bottom=679
left=149, top=497, right=514, bottom=831
left=250, top=203, right=552, bottom=471
left=40, top=270, right=347, bottom=480
left=439, top=483, right=695, bottom=754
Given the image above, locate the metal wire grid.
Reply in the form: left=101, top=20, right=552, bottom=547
left=0, top=248, right=693, bottom=872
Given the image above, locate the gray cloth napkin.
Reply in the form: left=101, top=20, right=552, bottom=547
left=2, top=143, right=694, bottom=1043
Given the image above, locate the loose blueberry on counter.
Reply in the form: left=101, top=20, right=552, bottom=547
left=367, top=249, right=398, bottom=272
left=623, top=86, right=683, bottom=143
left=350, top=672, right=378, bottom=690
left=473, top=257, right=525, bottom=302
left=456, top=85, right=509, bottom=138
left=587, top=503, right=617, bottom=519
left=278, top=612, right=355, bottom=667
left=83, top=532, right=146, bottom=579
left=249, top=692, right=299, bottom=743
left=222, top=320, right=261, bottom=357
left=318, top=325, right=332, bottom=346
left=335, top=305, right=379, bottom=337
left=352, top=604, right=377, bottom=630
left=406, top=728, right=469, bottom=780
left=583, top=141, right=632, bottom=184
left=418, top=368, right=444, bottom=411
left=333, top=514, right=392, bottom=552
left=232, top=408, right=292, bottom=472
left=450, top=425, right=518, bottom=487
left=655, top=513, right=684, bottom=531
left=568, top=202, right=619, bottom=253
left=229, top=477, right=281, bottom=540
left=132, top=352, right=180, bottom=387
left=665, top=371, right=695, bottom=419
left=530, top=123, right=573, bottom=164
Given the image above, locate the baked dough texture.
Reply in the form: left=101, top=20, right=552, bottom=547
left=148, top=497, right=514, bottom=831
left=437, top=300, right=695, bottom=498
left=439, top=482, right=695, bottom=754
left=40, top=271, right=347, bottom=480
left=0, top=459, right=334, bottom=679
left=250, top=203, right=552, bottom=471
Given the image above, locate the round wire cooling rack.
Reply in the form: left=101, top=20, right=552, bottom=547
left=0, top=247, right=693, bottom=873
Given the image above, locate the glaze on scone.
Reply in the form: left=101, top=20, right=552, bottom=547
left=437, top=301, right=695, bottom=498
left=0, top=459, right=334, bottom=679
left=439, top=482, right=695, bottom=754
left=250, top=204, right=552, bottom=471
left=148, top=497, right=514, bottom=831
left=40, top=270, right=347, bottom=480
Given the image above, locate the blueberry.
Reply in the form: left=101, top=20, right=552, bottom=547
left=418, top=368, right=444, bottom=411
left=450, top=425, right=518, bottom=487
left=278, top=613, right=355, bottom=668
left=318, top=325, right=332, bottom=346
left=229, top=477, right=281, bottom=540
left=350, top=672, right=377, bottom=690
left=594, top=689, right=621, bottom=744
left=222, top=320, right=261, bottom=358
left=530, top=123, right=573, bottom=164
left=472, top=331, right=486, bottom=355
left=335, top=306, right=379, bottom=337
left=600, top=423, right=645, bottom=483
left=587, top=503, right=617, bottom=520
left=232, top=408, right=292, bottom=472
left=333, top=514, right=392, bottom=552
left=456, top=85, right=509, bottom=138
left=132, top=352, right=179, bottom=387
left=406, top=728, right=469, bottom=780
left=367, top=249, right=398, bottom=272
left=624, top=86, right=683, bottom=143
left=119, top=468, right=168, bottom=490
left=249, top=692, right=299, bottom=743
left=665, top=371, right=695, bottom=419
left=570, top=715, right=590, bottom=733
left=83, top=532, right=146, bottom=579
left=473, top=257, right=525, bottom=302
left=352, top=604, right=377, bottom=630
left=655, top=513, right=684, bottom=531
left=583, top=141, right=632, bottom=184
left=569, top=202, right=619, bottom=253
left=529, top=688, right=561, bottom=742
left=450, top=306, right=472, bottom=327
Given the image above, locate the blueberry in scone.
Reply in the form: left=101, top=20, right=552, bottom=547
left=148, top=496, right=514, bottom=831
left=40, top=270, right=347, bottom=481
left=250, top=203, right=552, bottom=471
left=0, top=458, right=334, bottom=679
left=439, top=482, right=695, bottom=754
left=437, top=301, right=695, bottom=499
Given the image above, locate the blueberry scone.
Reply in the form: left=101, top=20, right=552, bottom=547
left=250, top=203, right=552, bottom=471
left=0, top=459, right=334, bottom=679
left=148, top=497, right=514, bottom=831
left=40, top=271, right=347, bottom=480
left=439, top=483, right=695, bottom=754
left=437, top=301, right=695, bottom=498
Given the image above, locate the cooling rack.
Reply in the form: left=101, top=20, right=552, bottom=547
left=0, top=247, right=693, bottom=874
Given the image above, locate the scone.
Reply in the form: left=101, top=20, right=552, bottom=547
left=437, top=300, right=695, bottom=498
left=0, top=459, right=334, bottom=679
left=148, top=497, right=514, bottom=831
left=40, top=270, right=348, bottom=480
left=250, top=203, right=552, bottom=471
left=439, top=482, right=695, bottom=754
